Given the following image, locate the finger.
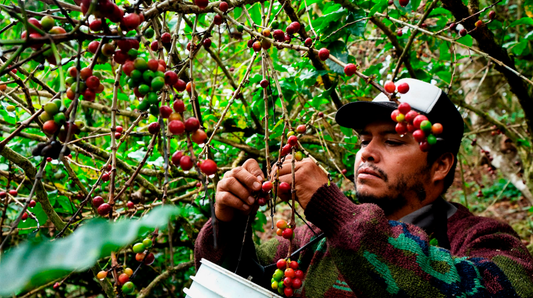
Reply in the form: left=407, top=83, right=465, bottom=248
left=241, top=158, right=265, bottom=181
left=218, top=176, right=255, bottom=204
left=217, top=191, right=251, bottom=212
left=232, top=165, right=263, bottom=192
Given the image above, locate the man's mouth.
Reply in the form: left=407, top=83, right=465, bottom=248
left=357, top=166, right=384, bottom=180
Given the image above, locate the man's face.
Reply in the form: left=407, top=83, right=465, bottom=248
left=354, top=120, right=432, bottom=217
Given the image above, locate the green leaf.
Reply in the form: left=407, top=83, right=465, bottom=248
left=0, top=206, right=180, bottom=296
left=325, top=41, right=348, bottom=74
left=513, top=39, right=529, bottom=55
left=457, top=34, right=473, bottom=47
left=509, top=17, right=533, bottom=27
left=439, top=41, right=451, bottom=61
left=369, top=0, right=388, bottom=16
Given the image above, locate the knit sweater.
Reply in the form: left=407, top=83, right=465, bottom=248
left=194, top=183, right=533, bottom=297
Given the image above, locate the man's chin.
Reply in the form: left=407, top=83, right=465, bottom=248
left=355, top=191, right=407, bottom=216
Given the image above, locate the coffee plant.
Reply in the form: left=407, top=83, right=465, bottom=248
left=0, top=0, right=532, bottom=297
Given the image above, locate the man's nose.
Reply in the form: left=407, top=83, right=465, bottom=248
left=360, top=140, right=380, bottom=163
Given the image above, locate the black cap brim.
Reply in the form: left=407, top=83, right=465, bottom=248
left=335, top=101, right=403, bottom=130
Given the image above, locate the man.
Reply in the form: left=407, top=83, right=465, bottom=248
left=194, top=79, right=533, bottom=297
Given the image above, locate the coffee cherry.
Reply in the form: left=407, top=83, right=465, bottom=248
left=420, top=120, right=432, bottom=134
left=276, top=259, right=287, bottom=270
left=294, top=269, right=304, bottom=279
left=413, top=129, right=425, bottom=142
left=282, top=228, right=293, bottom=239
left=413, top=115, right=428, bottom=129
left=133, top=242, right=145, bottom=253
left=284, top=268, right=295, bottom=278
left=191, top=129, right=208, bottom=144
left=200, top=159, right=217, bottom=175
left=459, top=28, right=467, bottom=36
left=287, top=135, right=298, bottom=147
left=195, top=0, right=208, bottom=9
left=273, top=29, right=285, bottom=41
left=186, top=81, right=195, bottom=93
left=219, top=1, right=229, bottom=12
left=289, top=260, right=299, bottom=270
left=158, top=106, right=171, bottom=119
left=489, top=11, right=496, bottom=20
left=143, top=238, right=153, bottom=248
left=431, top=123, right=443, bottom=135
left=148, top=122, right=160, bottom=134
left=296, top=125, right=306, bottom=134
left=121, top=281, right=135, bottom=294
left=92, top=196, right=104, bottom=208
left=135, top=252, right=145, bottom=262
left=144, top=252, right=155, bottom=265
left=283, top=277, right=292, bottom=287
left=169, top=120, right=185, bottom=135
left=252, top=41, right=262, bottom=52
left=344, top=63, right=357, bottom=76
left=404, top=110, right=418, bottom=123
left=118, top=273, right=129, bottom=285
left=290, top=21, right=301, bottom=33
left=171, top=151, right=183, bottom=166
left=259, top=79, right=270, bottom=88
left=53, top=282, right=60, bottom=290
left=180, top=155, right=193, bottom=171
left=125, top=201, right=134, bottom=209
left=21, top=212, right=28, bottom=221
left=398, top=102, right=411, bottom=114
left=399, top=0, right=409, bottom=6
left=276, top=219, right=288, bottom=229
left=427, top=134, right=437, bottom=145
left=419, top=141, right=430, bottom=152
left=318, top=48, right=330, bottom=60
left=292, top=278, right=302, bottom=289
left=214, top=14, right=223, bottom=25
left=0, top=191, right=6, bottom=199
left=395, top=122, right=407, bottom=135
left=97, top=270, right=108, bottom=280
left=184, top=117, right=200, bottom=132
left=279, top=182, right=291, bottom=193
left=97, top=203, right=111, bottom=216
left=384, top=81, right=396, bottom=93
left=475, top=20, right=484, bottom=27
left=262, top=181, right=273, bottom=192
left=29, top=200, right=36, bottom=208
left=397, top=82, right=410, bottom=94
left=161, top=32, right=171, bottom=44
left=397, top=29, right=403, bottom=36
left=281, top=144, right=291, bottom=156
left=43, top=120, right=59, bottom=134
left=276, top=228, right=283, bottom=236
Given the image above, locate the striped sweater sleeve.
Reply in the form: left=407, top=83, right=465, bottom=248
left=304, top=183, right=533, bottom=297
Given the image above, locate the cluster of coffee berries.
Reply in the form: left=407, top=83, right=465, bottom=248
left=281, top=132, right=299, bottom=157
left=134, top=238, right=155, bottom=265
left=39, top=99, right=64, bottom=134
left=384, top=80, right=409, bottom=94
left=81, top=0, right=129, bottom=24
left=97, top=267, right=136, bottom=294
left=275, top=219, right=294, bottom=239
left=92, top=195, right=112, bottom=216
left=32, top=140, right=71, bottom=161
left=66, top=67, right=105, bottom=102
left=149, top=31, right=172, bottom=51
left=100, top=163, right=114, bottom=182
left=391, top=102, right=443, bottom=152
left=271, top=258, right=303, bottom=297
left=122, top=58, right=168, bottom=113
left=21, top=17, right=65, bottom=65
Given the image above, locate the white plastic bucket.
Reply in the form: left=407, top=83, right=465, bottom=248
left=184, top=258, right=282, bottom=298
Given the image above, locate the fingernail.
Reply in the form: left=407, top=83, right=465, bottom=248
left=248, top=196, right=255, bottom=204
left=242, top=204, right=249, bottom=210
left=257, top=176, right=263, bottom=181
left=253, top=182, right=261, bottom=190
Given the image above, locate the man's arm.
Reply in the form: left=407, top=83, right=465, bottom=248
left=305, top=182, right=533, bottom=297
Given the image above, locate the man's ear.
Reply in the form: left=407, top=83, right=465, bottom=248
left=432, top=152, right=454, bottom=184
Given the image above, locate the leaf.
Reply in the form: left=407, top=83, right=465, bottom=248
left=509, top=17, right=533, bottom=27
left=325, top=41, right=348, bottom=74
left=526, top=0, right=533, bottom=17
left=513, top=39, right=529, bottom=55
left=0, top=206, right=180, bottom=296
left=457, top=34, right=473, bottom=47
left=369, top=0, right=388, bottom=17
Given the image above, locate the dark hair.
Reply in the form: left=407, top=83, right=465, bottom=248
left=427, top=141, right=458, bottom=194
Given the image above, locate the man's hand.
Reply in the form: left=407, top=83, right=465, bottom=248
left=272, top=155, right=329, bottom=209
left=215, top=158, right=264, bottom=222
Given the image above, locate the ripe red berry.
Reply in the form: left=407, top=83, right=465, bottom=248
left=191, top=129, right=208, bottom=144
left=431, top=123, right=443, bottom=135
left=86, top=76, right=100, bottom=90
left=384, top=81, right=396, bottom=93
left=172, top=151, right=183, bottom=166
left=289, top=260, right=299, bottom=270
left=287, top=135, right=298, bottom=146
left=219, top=1, right=229, bottom=12
left=184, top=117, right=200, bottom=132
left=43, top=120, right=59, bottom=134
left=475, top=20, right=484, bottom=27
left=169, top=120, right=185, bottom=135
left=283, top=277, right=293, bottom=287
left=200, top=159, right=217, bottom=175
left=284, top=287, right=294, bottom=297
left=260, top=79, right=269, bottom=88
left=88, top=41, right=100, bottom=54
left=397, top=82, right=410, bottom=94
left=273, top=29, right=285, bottom=41
left=122, top=13, right=141, bottom=31
left=296, top=125, right=306, bottom=134
left=398, top=102, right=411, bottom=114
left=127, top=201, right=135, bottom=209
left=180, top=155, right=193, bottom=171
left=488, top=11, right=496, bottom=20
left=151, top=40, right=159, bottom=51
left=214, top=14, right=223, bottom=25
left=413, top=115, right=428, bottom=129
left=279, top=182, right=291, bottom=193
left=318, top=48, right=330, bottom=61
left=344, top=63, right=357, bottom=76
left=292, top=278, right=302, bottom=289
left=282, top=228, right=293, bottom=239
left=29, top=200, right=36, bottom=208
left=277, top=259, right=287, bottom=270
left=294, top=269, right=304, bottom=279
left=284, top=268, right=295, bottom=278
left=97, top=203, right=111, bottom=216
left=419, top=141, right=430, bottom=152
left=161, top=32, right=171, bottom=44
left=148, top=122, right=160, bottom=134
left=252, top=41, right=261, bottom=52
left=8, top=189, right=18, bottom=196
left=53, top=282, right=60, bottom=290
left=203, top=38, right=212, bottom=48
left=399, top=0, right=409, bottom=6
left=28, top=17, right=42, bottom=33
left=21, top=212, right=28, bottom=221
left=46, top=157, right=52, bottom=162
left=459, top=28, right=467, bottom=36
left=413, top=129, right=426, bottom=142
left=118, top=273, right=130, bottom=285
left=304, top=37, right=312, bottom=47
left=195, top=0, right=208, bottom=9
left=144, top=252, right=155, bottom=265
left=405, top=110, right=418, bottom=123
left=0, top=191, right=6, bottom=199
left=147, top=59, right=159, bottom=71
left=397, top=29, right=403, bottom=36
left=164, top=71, right=178, bottom=86
left=281, top=144, right=291, bottom=156
left=289, top=21, right=300, bottom=32
left=262, top=181, right=273, bottom=192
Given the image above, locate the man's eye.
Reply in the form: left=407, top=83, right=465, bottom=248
left=360, top=140, right=370, bottom=146
left=386, top=140, right=402, bottom=146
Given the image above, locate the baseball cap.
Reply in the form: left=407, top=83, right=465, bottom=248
left=335, top=78, right=464, bottom=154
